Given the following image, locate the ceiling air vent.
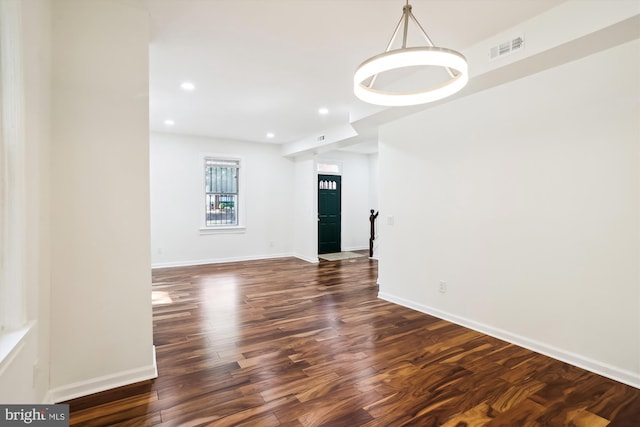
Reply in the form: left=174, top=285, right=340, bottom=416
left=489, top=35, right=524, bottom=60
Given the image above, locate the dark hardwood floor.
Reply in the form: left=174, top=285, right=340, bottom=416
left=66, top=253, right=640, bottom=426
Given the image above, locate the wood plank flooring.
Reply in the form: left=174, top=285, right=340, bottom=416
left=65, top=254, right=640, bottom=426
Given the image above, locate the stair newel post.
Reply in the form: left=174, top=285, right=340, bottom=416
left=369, top=209, right=379, bottom=258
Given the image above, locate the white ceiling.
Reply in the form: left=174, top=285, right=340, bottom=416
left=148, top=0, right=566, bottom=149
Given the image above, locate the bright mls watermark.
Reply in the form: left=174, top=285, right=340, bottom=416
left=1, top=405, right=68, bottom=426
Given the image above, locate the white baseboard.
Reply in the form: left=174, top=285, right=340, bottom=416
left=46, top=346, right=158, bottom=403
left=378, top=291, right=640, bottom=390
left=152, top=253, right=294, bottom=269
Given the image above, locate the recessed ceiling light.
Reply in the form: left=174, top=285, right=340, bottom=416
left=266, top=132, right=275, bottom=139
left=180, top=82, right=195, bottom=91
left=318, top=108, right=329, bottom=115
left=164, top=119, right=175, bottom=126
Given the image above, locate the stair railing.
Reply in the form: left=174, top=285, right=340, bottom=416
left=369, top=209, right=379, bottom=258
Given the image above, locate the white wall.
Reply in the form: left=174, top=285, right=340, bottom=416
left=368, top=153, right=379, bottom=212
left=378, top=40, right=640, bottom=387
left=23, top=0, right=52, bottom=403
left=150, top=132, right=295, bottom=267
left=292, top=158, right=318, bottom=262
left=341, top=151, right=373, bottom=252
left=48, top=0, right=155, bottom=402
left=368, top=152, right=380, bottom=258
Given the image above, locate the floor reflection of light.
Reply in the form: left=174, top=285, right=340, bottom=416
left=201, top=274, right=239, bottom=308
left=201, top=274, right=239, bottom=337
left=151, top=291, right=173, bottom=305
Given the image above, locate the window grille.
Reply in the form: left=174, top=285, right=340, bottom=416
left=205, top=158, right=239, bottom=227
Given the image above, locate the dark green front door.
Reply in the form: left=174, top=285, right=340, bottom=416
left=318, top=174, right=341, bottom=254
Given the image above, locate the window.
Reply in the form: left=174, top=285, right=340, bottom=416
left=204, top=158, right=239, bottom=227
left=0, top=0, right=29, bottom=364
left=316, top=160, right=342, bottom=175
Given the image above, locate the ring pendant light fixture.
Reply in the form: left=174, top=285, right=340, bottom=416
left=354, top=1, right=469, bottom=106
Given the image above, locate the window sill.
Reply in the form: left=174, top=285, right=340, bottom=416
left=0, top=322, right=34, bottom=370
left=199, top=226, right=246, bottom=235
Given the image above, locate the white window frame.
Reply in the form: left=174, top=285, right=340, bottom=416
left=316, top=159, right=343, bottom=176
left=0, top=0, right=29, bottom=366
left=200, top=155, right=246, bottom=235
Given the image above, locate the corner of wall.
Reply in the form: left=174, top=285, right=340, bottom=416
left=46, top=347, right=157, bottom=404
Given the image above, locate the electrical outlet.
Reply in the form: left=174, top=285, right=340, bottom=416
left=439, top=281, right=447, bottom=293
